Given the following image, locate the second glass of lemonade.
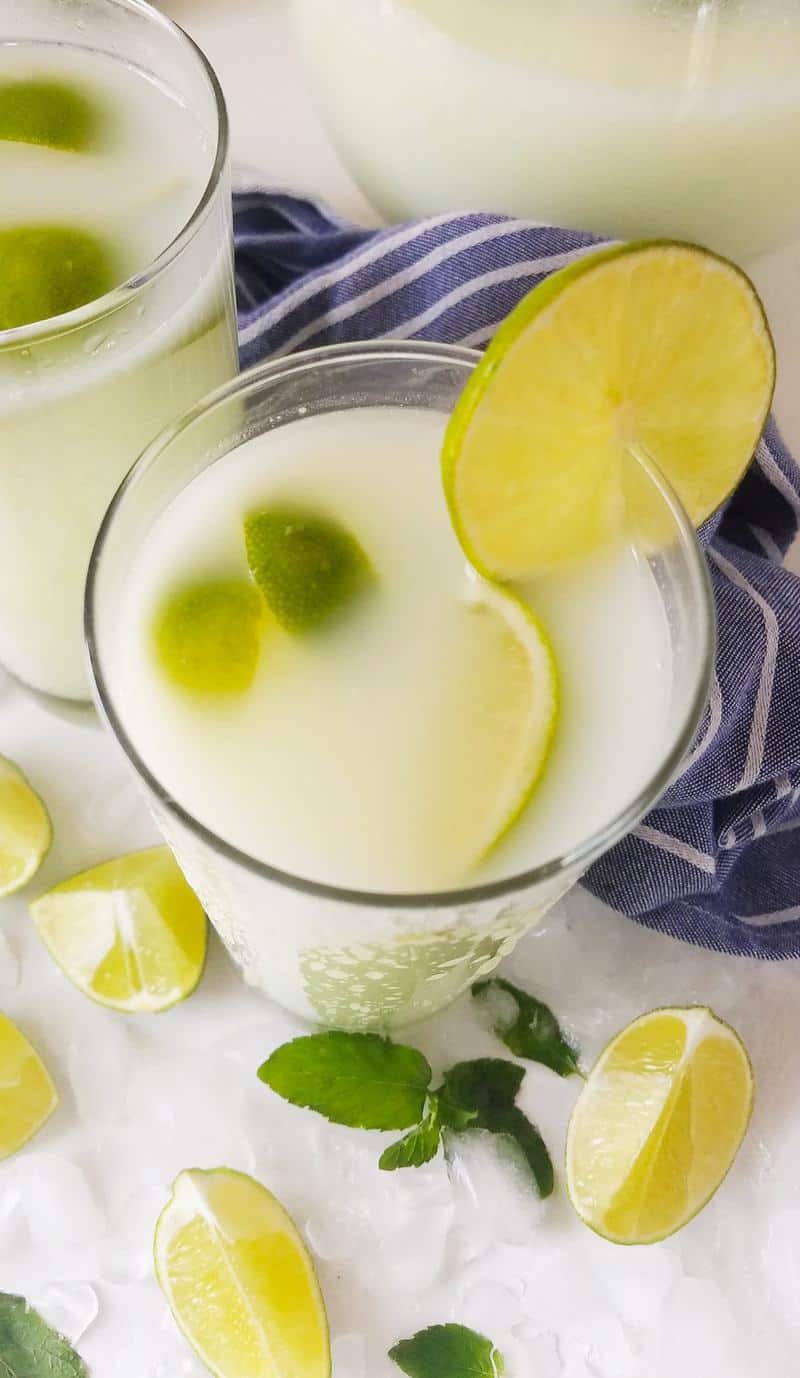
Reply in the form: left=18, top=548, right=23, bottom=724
left=87, top=344, right=713, bottom=1030
left=0, top=0, right=238, bottom=701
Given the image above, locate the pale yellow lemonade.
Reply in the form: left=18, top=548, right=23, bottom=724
left=109, top=407, right=671, bottom=896
left=294, top=0, right=800, bottom=261
left=0, top=44, right=237, bottom=700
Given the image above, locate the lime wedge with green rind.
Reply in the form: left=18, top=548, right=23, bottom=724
left=155, top=1167, right=331, bottom=1378
left=0, top=79, right=101, bottom=151
left=153, top=578, right=264, bottom=697
left=0, top=224, right=116, bottom=331
left=244, top=505, right=373, bottom=634
left=566, top=1006, right=754, bottom=1245
left=0, top=1013, right=58, bottom=1160
left=0, top=756, right=51, bottom=898
left=30, top=846, right=207, bottom=1014
left=443, top=241, right=775, bottom=578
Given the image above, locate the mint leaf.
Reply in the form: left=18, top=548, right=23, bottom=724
left=439, top=1058, right=523, bottom=1122
left=380, top=1098, right=441, bottom=1170
left=390, top=1324, right=504, bottom=1378
left=0, top=1294, right=89, bottom=1377
left=437, top=1058, right=554, bottom=1199
left=473, top=978, right=581, bottom=1077
left=258, top=1032, right=431, bottom=1130
left=478, top=1103, right=554, bottom=1198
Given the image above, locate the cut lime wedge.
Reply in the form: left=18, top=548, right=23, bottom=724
left=0, top=1012, right=58, bottom=1160
left=0, top=756, right=51, bottom=898
left=443, top=241, right=775, bottom=577
left=30, top=846, right=207, bottom=1014
left=566, top=1006, right=754, bottom=1245
left=155, top=1167, right=331, bottom=1378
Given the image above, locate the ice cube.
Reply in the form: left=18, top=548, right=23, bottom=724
left=446, top=1129, right=548, bottom=1249
left=462, top=1279, right=525, bottom=1336
left=647, top=1277, right=736, bottom=1378
left=0, top=929, right=20, bottom=988
left=331, top=1331, right=367, bottom=1378
left=68, top=1016, right=135, bottom=1123
left=33, top=1282, right=98, bottom=1345
left=510, top=1326, right=562, bottom=1378
left=16, top=1155, right=106, bottom=1249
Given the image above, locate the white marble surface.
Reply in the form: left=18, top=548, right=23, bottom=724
left=2, top=3, right=800, bottom=1376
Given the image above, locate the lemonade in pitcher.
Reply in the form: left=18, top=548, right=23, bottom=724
left=293, top=0, right=800, bottom=262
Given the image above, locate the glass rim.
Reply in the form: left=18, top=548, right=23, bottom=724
left=0, top=0, right=229, bottom=350
left=85, top=339, right=717, bottom=911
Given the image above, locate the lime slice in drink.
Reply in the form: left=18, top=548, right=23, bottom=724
left=0, top=1012, right=58, bottom=1160
left=414, top=577, right=558, bottom=878
left=244, top=505, right=373, bottom=634
left=0, top=756, right=51, bottom=898
left=0, top=79, right=101, bottom=151
left=30, top=846, right=207, bottom=1014
left=443, top=241, right=775, bottom=577
left=0, top=224, right=116, bottom=331
left=155, top=1167, right=331, bottom=1378
left=153, top=578, right=265, bottom=697
left=566, top=1006, right=754, bottom=1245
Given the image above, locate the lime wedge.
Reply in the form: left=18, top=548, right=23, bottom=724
left=412, top=577, right=558, bottom=879
left=0, top=224, right=116, bottom=332
left=155, top=1167, right=331, bottom=1378
left=153, top=578, right=264, bottom=697
left=30, top=846, right=207, bottom=1014
left=0, top=756, right=51, bottom=898
left=0, top=1012, right=58, bottom=1160
left=566, top=1006, right=754, bottom=1245
left=244, top=505, right=373, bottom=634
left=0, top=79, right=101, bottom=151
left=443, top=241, right=775, bottom=577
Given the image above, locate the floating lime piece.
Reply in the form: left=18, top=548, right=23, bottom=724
left=155, top=1167, right=331, bottom=1378
left=0, top=756, right=51, bottom=898
left=153, top=578, right=264, bottom=696
left=0, top=78, right=101, bottom=151
left=30, top=845, right=207, bottom=1014
left=0, top=224, right=116, bottom=331
left=0, top=1012, right=58, bottom=1160
left=244, top=505, right=373, bottom=633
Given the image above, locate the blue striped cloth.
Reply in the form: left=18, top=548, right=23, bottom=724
left=233, top=190, right=800, bottom=959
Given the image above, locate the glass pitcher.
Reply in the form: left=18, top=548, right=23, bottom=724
left=292, top=0, right=800, bottom=262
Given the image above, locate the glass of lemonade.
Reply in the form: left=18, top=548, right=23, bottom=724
left=0, top=0, right=238, bottom=702
left=86, top=343, right=714, bottom=1030
left=292, top=0, right=800, bottom=262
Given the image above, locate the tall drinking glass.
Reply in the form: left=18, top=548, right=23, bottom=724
left=86, top=343, right=714, bottom=1031
left=0, top=0, right=238, bottom=701
left=292, top=0, right=800, bottom=263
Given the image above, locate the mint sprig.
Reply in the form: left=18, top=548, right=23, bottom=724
left=473, top=976, right=581, bottom=1077
left=438, top=1058, right=554, bottom=1198
left=258, top=1031, right=431, bottom=1130
left=259, top=1032, right=553, bottom=1195
left=390, top=1324, right=504, bottom=1378
left=0, top=1293, right=89, bottom=1377
left=379, top=1098, right=442, bottom=1170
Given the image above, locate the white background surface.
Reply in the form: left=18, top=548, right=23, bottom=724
left=2, top=3, right=800, bottom=1375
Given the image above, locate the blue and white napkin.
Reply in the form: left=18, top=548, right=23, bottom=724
left=232, top=190, right=800, bottom=959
